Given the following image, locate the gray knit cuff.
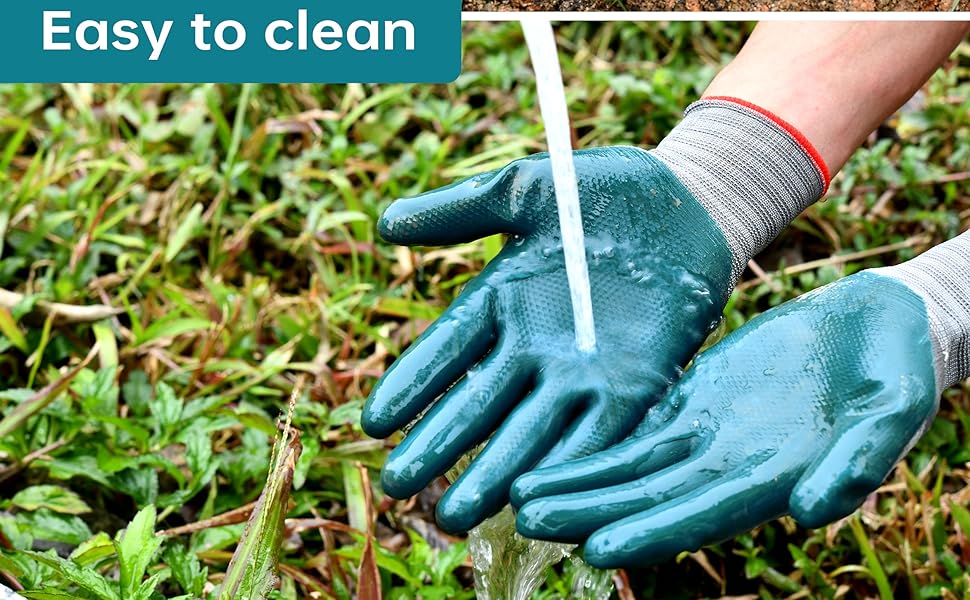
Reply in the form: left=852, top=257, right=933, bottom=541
left=873, top=231, right=970, bottom=393
left=649, top=98, right=828, bottom=284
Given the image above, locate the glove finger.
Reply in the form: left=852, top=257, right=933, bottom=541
left=379, top=163, right=524, bottom=246
left=583, top=463, right=797, bottom=569
left=537, top=381, right=672, bottom=469
left=434, top=377, right=585, bottom=534
left=515, top=453, right=713, bottom=543
left=380, top=337, right=530, bottom=499
left=511, top=401, right=698, bottom=507
left=790, top=386, right=931, bottom=528
left=362, top=286, right=495, bottom=439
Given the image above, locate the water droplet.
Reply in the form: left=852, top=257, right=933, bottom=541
left=763, top=368, right=776, bottom=376
left=541, top=247, right=554, bottom=258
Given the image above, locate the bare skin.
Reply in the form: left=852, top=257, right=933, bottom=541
left=704, top=22, right=970, bottom=174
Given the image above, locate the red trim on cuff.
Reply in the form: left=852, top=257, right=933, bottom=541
left=703, top=95, right=831, bottom=195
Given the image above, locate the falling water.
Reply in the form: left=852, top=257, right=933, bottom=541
left=461, top=21, right=614, bottom=600
left=522, top=20, right=597, bottom=354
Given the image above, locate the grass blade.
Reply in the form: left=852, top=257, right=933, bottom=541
left=0, top=306, right=27, bottom=352
left=219, top=384, right=303, bottom=600
left=0, top=344, right=98, bottom=438
left=91, top=322, right=118, bottom=370
left=849, top=516, right=894, bottom=600
left=164, top=204, right=204, bottom=263
left=354, top=464, right=381, bottom=600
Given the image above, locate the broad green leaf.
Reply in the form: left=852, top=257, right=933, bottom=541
left=70, top=532, right=115, bottom=567
left=74, top=367, right=119, bottom=418
left=121, top=370, right=152, bottom=417
left=114, top=505, right=162, bottom=599
left=18, top=510, right=92, bottom=546
left=151, top=382, right=183, bottom=430
left=22, top=550, right=120, bottom=600
left=180, top=426, right=213, bottom=476
left=9, top=485, right=91, bottom=515
left=164, top=544, right=208, bottom=598
left=131, top=573, right=163, bottom=600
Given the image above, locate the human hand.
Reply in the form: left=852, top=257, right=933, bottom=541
left=362, top=147, right=735, bottom=533
left=512, top=271, right=941, bottom=567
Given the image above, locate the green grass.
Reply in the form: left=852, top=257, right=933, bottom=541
left=0, top=21, right=968, bottom=599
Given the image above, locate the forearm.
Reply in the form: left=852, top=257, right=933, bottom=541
left=704, top=22, right=970, bottom=174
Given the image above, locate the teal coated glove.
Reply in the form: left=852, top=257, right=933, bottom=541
left=362, top=147, right=734, bottom=533
left=511, top=271, right=941, bottom=567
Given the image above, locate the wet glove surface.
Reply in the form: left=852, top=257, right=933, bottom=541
left=512, top=271, right=939, bottom=567
left=362, top=147, right=734, bottom=533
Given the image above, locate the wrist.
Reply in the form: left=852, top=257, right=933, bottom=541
left=871, top=231, right=970, bottom=392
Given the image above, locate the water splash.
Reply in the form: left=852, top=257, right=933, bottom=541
left=469, top=507, right=573, bottom=600
left=522, top=20, right=597, bottom=354
left=568, top=555, right=616, bottom=599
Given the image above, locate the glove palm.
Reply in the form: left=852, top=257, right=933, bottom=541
left=363, top=147, right=734, bottom=533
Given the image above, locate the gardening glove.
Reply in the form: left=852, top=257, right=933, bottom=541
left=362, top=97, right=829, bottom=533
left=512, top=230, right=970, bottom=568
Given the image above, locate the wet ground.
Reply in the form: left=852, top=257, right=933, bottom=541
left=463, top=0, right=959, bottom=9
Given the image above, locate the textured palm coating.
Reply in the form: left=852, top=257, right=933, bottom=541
left=363, top=147, right=735, bottom=534
left=512, top=272, right=939, bottom=568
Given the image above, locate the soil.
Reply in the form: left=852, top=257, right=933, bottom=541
left=463, top=0, right=959, bottom=10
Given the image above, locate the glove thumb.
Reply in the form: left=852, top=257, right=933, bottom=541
left=379, top=161, right=527, bottom=246
left=790, top=379, right=935, bottom=528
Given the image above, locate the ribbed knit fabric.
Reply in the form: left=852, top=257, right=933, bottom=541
left=650, top=97, right=829, bottom=284
left=873, top=230, right=970, bottom=393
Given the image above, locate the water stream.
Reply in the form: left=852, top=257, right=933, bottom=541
left=521, top=20, right=597, bottom=354
left=462, top=21, right=614, bottom=600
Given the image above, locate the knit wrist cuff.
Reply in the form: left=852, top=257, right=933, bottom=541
left=873, top=231, right=970, bottom=393
left=650, top=97, right=829, bottom=283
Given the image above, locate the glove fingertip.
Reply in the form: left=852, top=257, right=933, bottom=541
left=789, top=482, right=862, bottom=530
left=435, top=487, right=488, bottom=535
left=380, top=455, right=427, bottom=500
left=377, top=200, right=415, bottom=244
left=509, top=473, right=540, bottom=508
left=360, top=385, right=403, bottom=439
left=359, top=408, right=394, bottom=440
left=582, top=531, right=626, bottom=569
left=514, top=499, right=584, bottom=543
left=514, top=500, right=548, bottom=539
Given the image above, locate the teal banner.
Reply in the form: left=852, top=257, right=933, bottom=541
left=1, top=1, right=461, bottom=83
